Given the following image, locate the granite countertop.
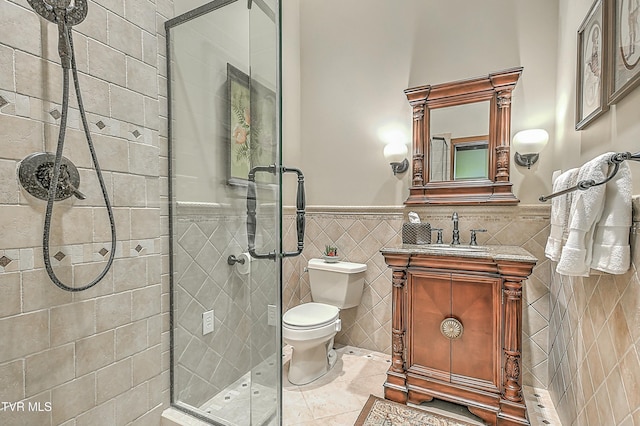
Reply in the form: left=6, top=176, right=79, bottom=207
left=380, top=244, right=538, bottom=264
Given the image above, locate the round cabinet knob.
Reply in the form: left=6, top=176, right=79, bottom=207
left=440, top=317, right=464, bottom=339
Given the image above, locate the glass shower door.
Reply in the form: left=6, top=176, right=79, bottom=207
left=247, top=1, right=281, bottom=425
left=166, top=0, right=281, bottom=424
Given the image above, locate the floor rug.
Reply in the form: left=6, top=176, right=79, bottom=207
left=354, top=395, right=479, bottom=426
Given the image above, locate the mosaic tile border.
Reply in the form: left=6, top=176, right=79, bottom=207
left=0, top=238, right=159, bottom=273
left=0, top=90, right=158, bottom=147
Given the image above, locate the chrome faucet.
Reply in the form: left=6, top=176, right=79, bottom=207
left=451, top=212, right=460, bottom=245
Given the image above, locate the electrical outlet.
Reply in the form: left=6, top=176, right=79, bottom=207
left=267, top=304, right=277, bottom=326
left=202, top=310, right=214, bottom=335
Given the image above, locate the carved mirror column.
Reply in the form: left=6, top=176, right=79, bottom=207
left=404, top=67, right=523, bottom=205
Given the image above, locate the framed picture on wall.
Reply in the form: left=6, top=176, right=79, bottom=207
left=226, top=63, right=277, bottom=186
left=608, top=0, right=640, bottom=104
left=576, top=0, right=609, bottom=130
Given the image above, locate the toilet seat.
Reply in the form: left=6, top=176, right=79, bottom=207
left=283, top=302, right=339, bottom=330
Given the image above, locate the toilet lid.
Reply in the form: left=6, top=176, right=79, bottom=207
left=283, top=303, right=339, bottom=328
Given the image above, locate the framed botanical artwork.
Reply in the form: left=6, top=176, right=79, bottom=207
left=576, top=0, right=609, bottom=130
left=226, top=63, right=277, bottom=186
left=608, top=0, right=640, bottom=103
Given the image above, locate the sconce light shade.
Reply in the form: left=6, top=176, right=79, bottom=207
left=383, top=142, right=407, bottom=162
left=512, top=129, right=549, bottom=169
left=384, top=142, right=409, bottom=175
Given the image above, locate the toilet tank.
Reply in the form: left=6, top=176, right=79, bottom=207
left=308, top=259, right=367, bottom=309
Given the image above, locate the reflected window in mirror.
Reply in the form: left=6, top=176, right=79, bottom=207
left=452, top=136, right=488, bottom=180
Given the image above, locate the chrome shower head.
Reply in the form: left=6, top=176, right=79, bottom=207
left=27, top=0, right=88, bottom=26
left=27, top=0, right=88, bottom=68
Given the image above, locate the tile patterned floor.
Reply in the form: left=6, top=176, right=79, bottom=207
left=163, top=344, right=563, bottom=425
left=282, top=345, right=390, bottom=425
left=283, top=345, right=563, bottom=426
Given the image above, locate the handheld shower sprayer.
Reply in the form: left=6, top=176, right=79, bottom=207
left=20, top=0, right=116, bottom=292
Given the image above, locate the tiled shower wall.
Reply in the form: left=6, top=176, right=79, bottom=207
left=546, top=197, right=640, bottom=425
left=0, top=0, right=173, bottom=424
left=173, top=203, right=277, bottom=409
left=283, top=204, right=553, bottom=389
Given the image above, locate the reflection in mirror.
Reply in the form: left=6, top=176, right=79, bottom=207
left=452, top=136, right=488, bottom=179
left=429, top=135, right=450, bottom=181
left=429, top=102, right=490, bottom=182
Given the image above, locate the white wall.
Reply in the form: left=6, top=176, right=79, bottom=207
left=283, top=0, right=560, bottom=206
left=554, top=0, right=640, bottom=185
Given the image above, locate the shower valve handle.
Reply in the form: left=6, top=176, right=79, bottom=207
left=55, top=162, right=86, bottom=200
left=62, top=178, right=86, bottom=200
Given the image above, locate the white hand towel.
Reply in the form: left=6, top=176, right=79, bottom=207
left=556, top=153, right=612, bottom=276
left=591, top=160, right=632, bottom=274
left=545, top=168, right=579, bottom=261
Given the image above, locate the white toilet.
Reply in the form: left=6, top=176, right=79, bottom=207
left=283, top=258, right=367, bottom=385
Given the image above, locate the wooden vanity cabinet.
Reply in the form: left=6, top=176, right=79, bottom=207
left=381, top=247, right=536, bottom=426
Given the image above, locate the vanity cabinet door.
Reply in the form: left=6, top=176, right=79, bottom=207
left=407, top=270, right=451, bottom=381
left=450, top=273, right=502, bottom=393
left=407, top=270, right=502, bottom=393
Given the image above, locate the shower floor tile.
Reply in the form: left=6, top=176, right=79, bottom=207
left=198, top=357, right=278, bottom=426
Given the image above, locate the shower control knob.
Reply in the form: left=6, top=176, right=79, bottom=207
left=18, top=152, right=82, bottom=202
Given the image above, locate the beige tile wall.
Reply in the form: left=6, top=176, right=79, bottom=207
left=283, top=204, right=552, bottom=388
left=173, top=203, right=278, bottom=408
left=284, top=207, right=405, bottom=354
left=0, top=0, right=173, bottom=424
left=546, top=197, right=640, bottom=425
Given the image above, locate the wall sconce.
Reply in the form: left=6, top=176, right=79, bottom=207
left=512, top=129, right=549, bottom=169
left=383, top=142, right=409, bottom=175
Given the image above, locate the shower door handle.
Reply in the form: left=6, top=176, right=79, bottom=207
left=247, top=165, right=277, bottom=260
left=246, top=165, right=305, bottom=260
left=281, top=166, right=305, bottom=258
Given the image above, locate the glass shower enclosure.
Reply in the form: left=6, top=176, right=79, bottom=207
left=166, top=0, right=282, bottom=424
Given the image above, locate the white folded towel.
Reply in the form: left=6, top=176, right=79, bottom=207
left=591, top=160, right=632, bottom=274
left=545, top=168, right=579, bottom=261
left=556, top=153, right=612, bottom=276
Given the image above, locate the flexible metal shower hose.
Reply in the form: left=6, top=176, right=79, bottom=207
left=43, top=25, right=116, bottom=291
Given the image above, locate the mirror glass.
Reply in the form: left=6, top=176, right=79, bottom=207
left=429, top=102, right=490, bottom=181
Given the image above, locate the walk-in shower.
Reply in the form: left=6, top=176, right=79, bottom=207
left=18, top=0, right=116, bottom=291
left=166, top=0, right=291, bottom=424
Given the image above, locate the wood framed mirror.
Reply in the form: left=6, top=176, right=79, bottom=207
left=404, top=67, right=523, bottom=205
